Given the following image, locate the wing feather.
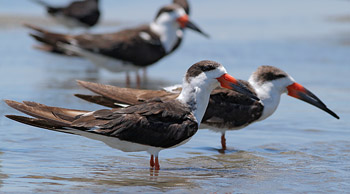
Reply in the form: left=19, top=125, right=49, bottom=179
left=202, top=80, right=264, bottom=129
left=72, top=100, right=197, bottom=148
left=6, top=99, right=197, bottom=149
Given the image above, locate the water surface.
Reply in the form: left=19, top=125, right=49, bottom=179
left=0, top=0, right=349, bottom=193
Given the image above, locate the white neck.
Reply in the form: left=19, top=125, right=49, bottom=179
left=177, top=75, right=219, bottom=124
left=249, top=79, right=283, bottom=121
left=150, top=19, right=182, bottom=53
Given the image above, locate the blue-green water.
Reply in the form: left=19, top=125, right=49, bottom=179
left=0, top=0, right=349, bottom=193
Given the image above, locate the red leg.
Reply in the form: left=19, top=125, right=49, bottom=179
left=136, top=71, right=141, bottom=89
left=221, top=133, right=227, bottom=150
left=155, top=156, right=160, bottom=170
left=126, top=72, right=131, bottom=87
left=142, top=68, right=147, bottom=82
left=150, top=155, right=155, bottom=168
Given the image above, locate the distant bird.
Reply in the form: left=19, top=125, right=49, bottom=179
left=26, top=3, right=208, bottom=87
left=5, top=60, right=258, bottom=170
left=74, top=66, right=340, bottom=151
left=31, top=0, right=100, bottom=29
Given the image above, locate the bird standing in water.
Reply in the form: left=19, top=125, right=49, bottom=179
left=75, top=66, right=339, bottom=151
left=26, top=2, right=209, bottom=87
left=5, top=60, right=258, bottom=170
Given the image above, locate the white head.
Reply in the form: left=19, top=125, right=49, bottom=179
left=248, top=66, right=339, bottom=120
left=178, top=60, right=259, bottom=124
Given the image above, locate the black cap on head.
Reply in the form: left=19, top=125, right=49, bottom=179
left=173, top=0, right=190, bottom=14
left=252, top=66, right=288, bottom=84
left=155, top=4, right=181, bottom=20
left=185, top=60, right=221, bottom=82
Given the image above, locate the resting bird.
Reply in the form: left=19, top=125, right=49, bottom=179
left=26, top=2, right=209, bottom=87
left=74, top=66, right=340, bottom=151
left=5, top=60, right=258, bottom=170
left=31, top=0, right=100, bottom=29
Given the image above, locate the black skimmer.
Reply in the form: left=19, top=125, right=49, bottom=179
left=31, top=0, right=100, bottom=29
left=25, top=3, right=209, bottom=87
left=74, top=66, right=340, bottom=151
left=5, top=60, right=258, bottom=170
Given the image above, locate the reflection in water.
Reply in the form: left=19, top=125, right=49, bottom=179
left=1, top=0, right=350, bottom=192
left=17, top=151, right=265, bottom=192
left=0, top=152, right=9, bottom=189
left=2, top=140, right=349, bottom=192
left=41, top=62, right=175, bottom=91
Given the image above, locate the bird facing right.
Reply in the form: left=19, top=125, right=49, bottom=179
left=31, top=0, right=100, bottom=29
left=26, top=2, right=208, bottom=87
left=5, top=60, right=259, bottom=170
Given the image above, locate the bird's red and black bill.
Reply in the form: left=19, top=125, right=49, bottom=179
left=287, top=83, right=339, bottom=119
left=177, top=15, right=209, bottom=38
left=217, top=74, right=260, bottom=101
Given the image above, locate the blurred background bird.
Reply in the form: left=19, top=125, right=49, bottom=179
left=31, top=0, right=100, bottom=30
left=26, top=1, right=209, bottom=88
left=0, top=0, right=348, bottom=191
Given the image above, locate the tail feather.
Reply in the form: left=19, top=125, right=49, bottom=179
left=30, top=0, right=61, bottom=14
left=24, top=23, right=47, bottom=33
left=6, top=115, right=67, bottom=131
left=5, top=102, right=123, bottom=147
left=22, top=101, right=89, bottom=121
left=76, top=80, right=145, bottom=105
left=29, top=33, right=51, bottom=45
left=74, top=94, right=121, bottom=108
left=29, top=34, right=63, bottom=54
left=4, top=100, right=88, bottom=126
left=5, top=115, right=93, bottom=137
left=30, top=0, right=50, bottom=7
left=76, top=80, right=177, bottom=106
left=77, top=80, right=123, bottom=101
left=25, top=24, right=74, bottom=55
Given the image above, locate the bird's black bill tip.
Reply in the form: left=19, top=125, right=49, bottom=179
left=231, top=82, right=260, bottom=101
left=186, top=21, right=210, bottom=38
left=328, top=109, right=340, bottom=120
left=297, top=91, right=340, bottom=120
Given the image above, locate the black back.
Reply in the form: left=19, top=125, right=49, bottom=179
left=202, top=80, right=264, bottom=129
left=72, top=98, right=198, bottom=148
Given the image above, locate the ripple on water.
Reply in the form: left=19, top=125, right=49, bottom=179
left=1, top=0, right=350, bottom=192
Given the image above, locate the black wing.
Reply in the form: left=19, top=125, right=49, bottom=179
left=73, top=25, right=166, bottom=66
left=72, top=99, right=198, bottom=148
left=63, top=0, right=100, bottom=27
left=202, top=80, right=264, bottom=129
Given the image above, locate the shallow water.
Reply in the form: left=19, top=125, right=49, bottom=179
left=0, top=0, right=350, bottom=193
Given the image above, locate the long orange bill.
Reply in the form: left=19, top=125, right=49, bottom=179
left=287, top=82, right=339, bottom=119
